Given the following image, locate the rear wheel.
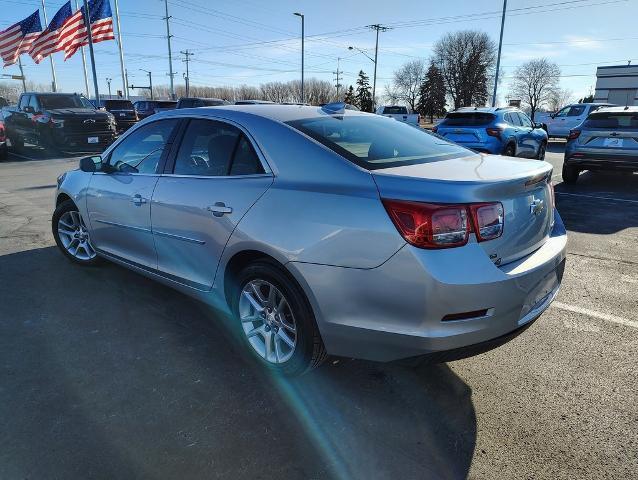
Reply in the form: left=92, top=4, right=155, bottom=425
left=503, top=142, right=516, bottom=157
left=562, top=163, right=580, bottom=184
left=537, top=141, right=547, bottom=160
left=232, top=260, right=327, bottom=376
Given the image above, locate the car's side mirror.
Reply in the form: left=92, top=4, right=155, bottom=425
left=79, top=155, right=102, bottom=172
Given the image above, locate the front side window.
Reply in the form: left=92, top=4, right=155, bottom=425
left=173, top=119, right=264, bottom=176
left=287, top=114, right=469, bottom=170
left=28, top=95, right=40, bottom=112
left=108, top=119, right=178, bottom=174
left=554, top=106, right=571, bottom=117
left=18, top=95, right=30, bottom=111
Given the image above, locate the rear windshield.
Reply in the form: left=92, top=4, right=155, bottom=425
left=383, top=106, right=408, bottom=115
left=441, top=112, right=495, bottom=127
left=583, top=112, right=638, bottom=129
left=156, top=101, right=177, bottom=109
left=39, top=95, right=95, bottom=109
left=286, top=115, right=469, bottom=170
left=104, top=100, right=133, bottom=109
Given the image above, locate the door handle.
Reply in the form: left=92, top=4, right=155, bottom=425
left=207, top=202, right=233, bottom=217
left=131, top=194, right=147, bottom=206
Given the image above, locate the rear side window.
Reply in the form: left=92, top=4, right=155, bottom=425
left=568, top=106, right=586, bottom=117
left=383, top=106, right=408, bottom=115
left=583, top=112, right=638, bottom=129
left=441, top=112, right=495, bottom=126
left=178, top=99, right=199, bottom=108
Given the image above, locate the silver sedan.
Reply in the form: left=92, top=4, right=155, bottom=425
left=52, top=104, right=567, bottom=375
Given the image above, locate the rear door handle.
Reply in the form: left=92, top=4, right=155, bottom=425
left=207, top=202, right=233, bottom=217
left=131, top=194, right=147, bottom=206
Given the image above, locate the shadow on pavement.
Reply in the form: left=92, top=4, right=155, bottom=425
left=555, top=171, right=638, bottom=235
left=5, top=144, right=92, bottom=163
left=0, top=246, right=476, bottom=480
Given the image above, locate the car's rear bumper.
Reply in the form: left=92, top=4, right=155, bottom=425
left=290, top=210, right=567, bottom=362
left=565, top=151, right=638, bottom=171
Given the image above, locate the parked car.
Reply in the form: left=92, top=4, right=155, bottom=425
left=234, top=100, right=275, bottom=105
left=433, top=107, right=548, bottom=159
left=376, top=105, right=420, bottom=126
left=544, top=103, right=614, bottom=138
left=133, top=100, right=177, bottom=119
left=99, top=99, right=138, bottom=132
left=0, top=113, right=7, bottom=160
left=176, top=97, right=230, bottom=108
left=563, top=106, right=638, bottom=183
left=4, top=92, right=117, bottom=152
left=52, top=105, right=566, bottom=375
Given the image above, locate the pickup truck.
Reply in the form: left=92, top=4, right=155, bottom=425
left=375, top=105, right=420, bottom=126
left=98, top=98, right=138, bottom=132
left=4, top=92, right=117, bottom=153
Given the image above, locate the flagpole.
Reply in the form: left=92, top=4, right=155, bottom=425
left=83, top=0, right=99, bottom=102
left=112, top=0, right=127, bottom=98
left=41, top=0, right=58, bottom=92
left=74, top=0, right=90, bottom=97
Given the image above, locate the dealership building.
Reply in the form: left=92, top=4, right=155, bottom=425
left=594, top=64, right=638, bottom=106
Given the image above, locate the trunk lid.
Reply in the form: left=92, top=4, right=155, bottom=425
left=373, top=153, right=553, bottom=265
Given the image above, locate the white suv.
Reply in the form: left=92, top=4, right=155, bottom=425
left=544, top=103, right=614, bottom=138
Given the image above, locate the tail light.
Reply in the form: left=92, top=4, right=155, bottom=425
left=486, top=127, right=503, bottom=139
left=567, top=129, right=581, bottom=141
left=382, top=199, right=504, bottom=249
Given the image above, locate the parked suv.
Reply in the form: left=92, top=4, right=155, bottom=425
left=176, top=97, right=230, bottom=108
left=3, top=92, right=117, bottom=152
left=133, top=100, right=177, bottom=119
left=543, top=103, right=614, bottom=138
left=433, top=107, right=548, bottom=159
left=100, top=99, right=138, bottom=132
left=563, top=106, right=638, bottom=183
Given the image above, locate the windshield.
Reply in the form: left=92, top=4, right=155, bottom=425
left=104, top=100, right=133, bottom=110
left=39, top=95, right=95, bottom=110
left=583, top=112, right=638, bottom=129
left=441, top=112, right=495, bottom=126
left=286, top=115, right=470, bottom=170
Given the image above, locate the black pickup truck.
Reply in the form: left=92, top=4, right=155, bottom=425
left=98, top=98, right=138, bottom=132
left=4, top=92, right=117, bottom=152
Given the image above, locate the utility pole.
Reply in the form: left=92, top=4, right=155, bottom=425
left=367, top=24, right=390, bottom=109
left=41, top=0, right=58, bottom=92
left=180, top=49, right=194, bottom=97
left=163, top=0, right=175, bottom=100
left=106, top=77, right=112, bottom=98
left=492, top=0, right=507, bottom=107
left=294, top=12, right=304, bottom=103
left=83, top=0, right=100, bottom=102
left=333, top=57, right=342, bottom=99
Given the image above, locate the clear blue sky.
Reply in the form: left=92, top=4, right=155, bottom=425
left=2, top=0, right=637, bottom=103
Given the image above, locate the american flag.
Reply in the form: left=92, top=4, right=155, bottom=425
left=0, top=11, right=42, bottom=67
left=29, top=2, right=73, bottom=64
left=59, top=0, right=115, bottom=61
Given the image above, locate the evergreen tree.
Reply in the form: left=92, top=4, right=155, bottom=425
left=355, top=71, right=373, bottom=112
left=416, top=62, right=447, bottom=123
left=343, top=85, right=355, bottom=106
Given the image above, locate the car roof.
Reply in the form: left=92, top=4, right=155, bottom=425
left=154, top=104, right=371, bottom=123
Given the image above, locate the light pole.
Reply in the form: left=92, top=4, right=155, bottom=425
left=106, top=77, right=112, bottom=98
left=140, top=69, right=153, bottom=100
left=293, top=12, right=304, bottom=103
left=492, top=0, right=507, bottom=107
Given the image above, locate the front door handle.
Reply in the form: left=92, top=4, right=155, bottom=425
left=207, top=202, right=233, bottom=217
left=131, top=194, right=147, bottom=206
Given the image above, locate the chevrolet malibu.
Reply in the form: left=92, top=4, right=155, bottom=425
left=52, top=104, right=567, bottom=375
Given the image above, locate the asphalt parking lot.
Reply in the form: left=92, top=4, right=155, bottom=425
left=0, top=143, right=636, bottom=480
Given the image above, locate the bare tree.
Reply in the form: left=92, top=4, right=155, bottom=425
left=509, top=58, right=561, bottom=121
left=433, top=30, right=496, bottom=109
left=548, top=87, right=574, bottom=112
left=390, top=59, right=427, bottom=111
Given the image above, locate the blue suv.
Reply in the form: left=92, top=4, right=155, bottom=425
left=433, top=107, right=548, bottom=159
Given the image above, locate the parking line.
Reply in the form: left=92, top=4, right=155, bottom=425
left=552, top=301, right=638, bottom=329
left=554, top=192, right=638, bottom=205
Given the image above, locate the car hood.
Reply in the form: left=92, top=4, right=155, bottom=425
left=48, top=108, right=110, bottom=118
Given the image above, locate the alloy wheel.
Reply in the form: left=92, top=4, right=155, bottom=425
left=238, top=279, right=297, bottom=364
left=57, top=210, right=97, bottom=261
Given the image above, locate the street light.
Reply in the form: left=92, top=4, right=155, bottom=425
left=293, top=12, right=304, bottom=103
left=139, top=69, right=153, bottom=100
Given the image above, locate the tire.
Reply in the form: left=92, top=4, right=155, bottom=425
left=52, top=199, right=102, bottom=266
left=503, top=142, right=516, bottom=157
left=537, top=141, right=547, bottom=160
left=562, top=163, right=580, bottom=184
left=231, top=260, right=328, bottom=376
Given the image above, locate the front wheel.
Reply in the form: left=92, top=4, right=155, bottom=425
left=232, top=260, right=327, bottom=376
left=562, top=163, right=580, bottom=184
left=52, top=199, right=101, bottom=266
